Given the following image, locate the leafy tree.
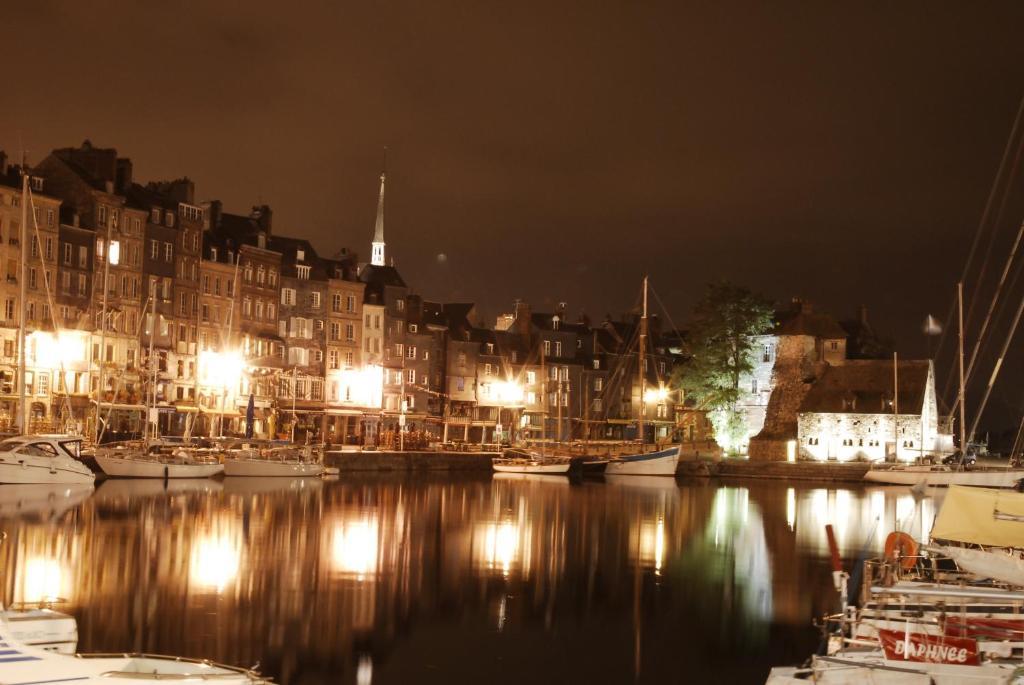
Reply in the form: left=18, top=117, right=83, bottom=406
left=673, top=281, right=773, bottom=453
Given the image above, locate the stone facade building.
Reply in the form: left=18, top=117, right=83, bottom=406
left=747, top=300, right=849, bottom=461
left=797, top=360, right=940, bottom=462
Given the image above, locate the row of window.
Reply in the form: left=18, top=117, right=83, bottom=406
left=243, top=262, right=278, bottom=287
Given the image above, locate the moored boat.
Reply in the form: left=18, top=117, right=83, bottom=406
left=223, top=444, right=325, bottom=477
left=492, top=450, right=571, bottom=474
left=864, top=463, right=1024, bottom=488
left=605, top=445, right=680, bottom=476
left=0, top=614, right=267, bottom=685
left=0, top=435, right=95, bottom=485
left=94, top=447, right=224, bottom=479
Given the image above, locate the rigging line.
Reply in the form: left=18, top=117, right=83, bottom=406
left=963, top=243, right=1024, bottom=393
left=951, top=219, right=1024, bottom=416
left=937, top=91, right=1024, bottom=403
left=964, top=123, right=1024, bottom=333
left=967, top=287, right=1024, bottom=442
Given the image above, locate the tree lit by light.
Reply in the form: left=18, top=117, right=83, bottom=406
left=190, top=525, right=241, bottom=593
left=330, top=516, right=380, bottom=580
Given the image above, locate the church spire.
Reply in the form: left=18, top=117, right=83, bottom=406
left=371, top=153, right=386, bottom=267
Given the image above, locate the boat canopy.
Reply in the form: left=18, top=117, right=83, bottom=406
left=931, top=485, right=1024, bottom=547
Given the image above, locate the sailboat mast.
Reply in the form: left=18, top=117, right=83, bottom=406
left=147, top=288, right=157, bottom=442
left=541, top=341, right=546, bottom=456
left=94, top=206, right=114, bottom=443
left=957, top=281, right=967, bottom=456
left=17, top=169, right=28, bottom=435
left=638, top=275, right=648, bottom=448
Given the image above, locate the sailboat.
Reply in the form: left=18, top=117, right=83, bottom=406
left=93, top=290, right=224, bottom=479
left=604, top=276, right=680, bottom=477
left=865, top=283, right=1024, bottom=488
left=0, top=167, right=94, bottom=485
left=493, top=339, right=572, bottom=474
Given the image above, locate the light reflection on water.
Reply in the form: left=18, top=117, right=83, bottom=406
left=0, top=477, right=942, bottom=683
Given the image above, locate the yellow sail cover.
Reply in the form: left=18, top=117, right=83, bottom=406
left=931, top=485, right=1024, bottom=547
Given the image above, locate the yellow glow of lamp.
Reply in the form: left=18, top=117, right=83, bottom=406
left=199, top=350, right=245, bottom=391
left=643, top=386, right=669, bottom=404
left=108, top=240, right=120, bottom=266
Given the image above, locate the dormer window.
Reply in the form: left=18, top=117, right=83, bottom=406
left=297, top=265, right=311, bottom=280
left=151, top=207, right=160, bottom=223
left=30, top=177, right=43, bottom=192
left=486, top=343, right=495, bottom=354
left=257, top=232, right=266, bottom=249
left=552, top=315, right=560, bottom=330
left=210, top=247, right=217, bottom=261
left=165, top=211, right=175, bottom=227
left=296, top=249, right=305, bottom=261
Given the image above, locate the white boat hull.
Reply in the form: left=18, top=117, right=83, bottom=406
left=605, top=446, right=680, bottom=476
left=0, top=460, right=94, bottom=485
left=95, top=455, right=224, bottom=479
left=223, top=458, right=324, bottom=477
left=492, top=462, right=571, bottom=474
left=864, top=467, right=1024, bottom=487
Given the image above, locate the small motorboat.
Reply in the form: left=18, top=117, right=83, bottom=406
left=0, top=613, right=267, bottom=685
left=3, top=604, right=78, bottom=654
left=492, top=450, right=571, bottom=474
left=605, top=445, right=680, bottom=476
left=0, top=435, right=95, bottom=485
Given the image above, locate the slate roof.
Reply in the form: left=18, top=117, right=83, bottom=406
left=798, top=360, right=931, bottom=415
left=773, top=303, right=848, bottom=338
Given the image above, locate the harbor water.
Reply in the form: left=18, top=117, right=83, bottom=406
left=0, top=475, right=940, bottom=684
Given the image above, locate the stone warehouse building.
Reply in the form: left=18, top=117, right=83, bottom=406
left=797, top=360, right=941, bottom=462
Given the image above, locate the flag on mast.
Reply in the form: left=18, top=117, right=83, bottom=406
left=923, top=314, right=942, bottom=336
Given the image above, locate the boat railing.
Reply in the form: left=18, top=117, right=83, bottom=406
left=861, top=555, right=1024, bottom=605
left=5, top=598, right=69, bottom=611
left=76, top=653, right=270, bottom=683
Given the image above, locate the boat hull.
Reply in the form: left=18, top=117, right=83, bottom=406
left=864, top=467, right=1024, bottom=487
left=0, top=460, right=94, bottom=485
left=492, top=461, right=571, bottom=474
left=223, top=458, right=324, bottom=477
left=605, top=446, right=680, bottom=476
left=95, top=455, right=224, bottom=479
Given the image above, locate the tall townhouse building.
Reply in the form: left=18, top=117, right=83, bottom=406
left=128, top=179, right=206, bottom=434
left=401, top=295, right=446, bottom=432
left=323, top=255, right=371, bottom=445
left=206, top=203, right=283, bottom=438
left=197, top=230, right=241, bottom=435
left=271, top=236, right=326, bottom=442
left=0, top=156, right=70, bottom=431
left=359, top=263, right=408, bottom=436
left=35, top=141, right=145, bottom=438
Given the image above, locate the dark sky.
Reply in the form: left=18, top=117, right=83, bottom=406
left=5, top=2, right=1024, bottom=428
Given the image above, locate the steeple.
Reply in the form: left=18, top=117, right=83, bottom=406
left=371, top=169, right=386, bottom=267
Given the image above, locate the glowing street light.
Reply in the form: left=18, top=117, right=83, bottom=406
left=198, top=350, right=245, bottom=393
left=643, top=386, right=669, bottom=404
left=491, top=380, right=524, bottom=404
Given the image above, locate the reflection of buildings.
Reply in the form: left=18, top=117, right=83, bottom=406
left=0, top=478, right=942, bottom=685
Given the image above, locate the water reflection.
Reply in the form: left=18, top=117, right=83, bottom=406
left=190, top=521, right=242, bottom=593
left=329, top=515, right=379, bottom=580
left=0, top=477, right=947, bottom=684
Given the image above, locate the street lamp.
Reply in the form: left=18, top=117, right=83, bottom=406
left=198, top=350, right=244, bottom=436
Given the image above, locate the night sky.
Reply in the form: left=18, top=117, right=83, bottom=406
left=4, top=2, right=1024, bottom=429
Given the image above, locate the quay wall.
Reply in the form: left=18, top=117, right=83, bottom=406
left=326, top=450, right=496, bottom=472
left=678, top=459, right=870, bottom=483
left=323, top=450, right=868, bottom=481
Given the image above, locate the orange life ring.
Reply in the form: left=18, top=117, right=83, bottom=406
left=883, top=531, right=918, bottom=570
